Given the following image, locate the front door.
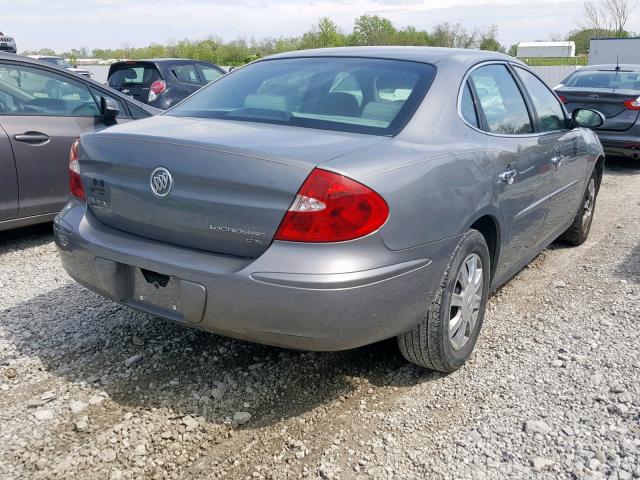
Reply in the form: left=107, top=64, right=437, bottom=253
left=512, top=66, right=583, bottom=238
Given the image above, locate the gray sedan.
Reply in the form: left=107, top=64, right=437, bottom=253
left=0, top=53, right=159, bottom=231
left=54, top=47, right=604, bottom=371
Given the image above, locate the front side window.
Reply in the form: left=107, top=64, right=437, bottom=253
left=200, top=65, right=224, bottom=84
left=168, top=57, right=436, bottom=136
left=0, top=63, right=100, bottom=116
left=516, top=67, right=567, bottom=132
left=469, top=64, right=532, bottom=135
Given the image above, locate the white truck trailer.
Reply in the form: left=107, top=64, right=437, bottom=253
left=589, top=38, right=640, bottom=65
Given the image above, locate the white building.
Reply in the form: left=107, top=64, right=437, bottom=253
left=516, top=41, right=576, bottom=58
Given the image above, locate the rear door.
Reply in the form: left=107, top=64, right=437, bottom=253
left=468, top=63, right=551, bottom=278
left=514, top=66, right=584, bottom=237
left=0, top=123, right=18, bottom=222
left=0, top=61, right=130, bottom=218
left=167, top=62, right=203, bottom=93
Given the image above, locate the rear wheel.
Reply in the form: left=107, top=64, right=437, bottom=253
left=559, top=169, right=599, bottom=246
left=397, top=229, right=490, bottom=372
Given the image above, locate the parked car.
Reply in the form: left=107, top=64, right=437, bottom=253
left=0, top=32, right=17, bottom=54
left=555, top=64, right=640, bottom=160
left=107, top=58, right=226, bottom=109
left=54, top=47, right=604, bottom=371
left=0, top=53, right=160, bottom=231
left=28, top=56, right=93, bottom=78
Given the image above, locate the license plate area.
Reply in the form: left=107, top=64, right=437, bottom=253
left=134, top=268, right=181, bottom=313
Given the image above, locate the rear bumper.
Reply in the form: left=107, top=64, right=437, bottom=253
left=54, top=201, right=455, bottom=351
left=596, top=131, right=640, bottom=159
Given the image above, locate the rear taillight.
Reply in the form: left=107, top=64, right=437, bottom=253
left=274, top=168, right=389, bottom=243
left=148, top=80, right=166, bottom=102
left=557, top=94, right=568, bottom=104
left=623, top=96, right=640, bottom=110
left=69, top=138, right=85, bottom=201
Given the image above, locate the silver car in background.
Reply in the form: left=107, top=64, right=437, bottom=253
left=54, top=47, right=605, bottom=371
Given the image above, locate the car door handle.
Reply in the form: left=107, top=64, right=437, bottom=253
left=13, top=132, right=50, bottom=145
left=550, top=155, right=565, bottom=167
left=499, top=169, right=517, bottom=184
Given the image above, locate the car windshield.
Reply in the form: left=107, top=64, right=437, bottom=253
left=41, top=57, right=72, bottom=68
left=167, top=57, right=436, bottom=135
left=562, top=70, right=640, bottom=90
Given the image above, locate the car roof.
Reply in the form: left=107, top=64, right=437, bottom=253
left=0, top=53, right=159, bottom=114
left=112, top=58, right=218, bottom=65
left=575, top=64, right=640, bottom=72
left=262, top=46, right=519, bottom=67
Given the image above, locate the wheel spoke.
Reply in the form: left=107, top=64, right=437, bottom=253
left=472, top=294, right=482, bottom=310
left=451, top=317, right=467, bottom=347
left=451, top=292, right=464, bottom=308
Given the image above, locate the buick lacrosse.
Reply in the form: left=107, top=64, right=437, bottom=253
left=54, top=47, right=604, bottom=371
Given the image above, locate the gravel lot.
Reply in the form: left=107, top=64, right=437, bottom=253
left=1, top=159, right=639, bottom=480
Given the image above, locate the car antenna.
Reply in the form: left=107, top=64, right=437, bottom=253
left=615, top=55, right=620, bottom=72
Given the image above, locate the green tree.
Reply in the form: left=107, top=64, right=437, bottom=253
left=352, top=15, right=396, bottom=45
left=317, top=17, right=344, bottom=47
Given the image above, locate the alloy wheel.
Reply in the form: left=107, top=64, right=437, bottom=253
left=582, top=178, right=596, bottom=230
left=449, top=253, right=483, bottom=351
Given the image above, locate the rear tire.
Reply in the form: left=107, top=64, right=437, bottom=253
left=397, top=229, right=490, bottom=372
left=559, top=169, right=599, bottom=246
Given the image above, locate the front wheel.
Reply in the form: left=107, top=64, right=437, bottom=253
left=559, top=169, right=599, bottom=246
left=398, top=229, right=490, bottom=372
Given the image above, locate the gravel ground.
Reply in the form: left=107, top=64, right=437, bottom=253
left=1, top=159, right=639, bottom=480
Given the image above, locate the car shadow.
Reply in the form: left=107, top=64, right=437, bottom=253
left=604, top=156, right=640, bottom=176
left=0, top=223, right=53, bottom=253
left=3, top=282, right=440, bottom=429
left=615, top=241, right=640, bottom=284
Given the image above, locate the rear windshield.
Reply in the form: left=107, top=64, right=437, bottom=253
left=167, top=57, right=435, bottom=135
left=108, top=64, right=161, bottom=88
left=563, top=70, right=640, bottom=90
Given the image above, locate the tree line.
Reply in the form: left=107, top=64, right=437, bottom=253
left=25, top=16, right=505, bottom=65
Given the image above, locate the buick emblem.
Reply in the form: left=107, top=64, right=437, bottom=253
left=150, top=167, right=173, bottom=197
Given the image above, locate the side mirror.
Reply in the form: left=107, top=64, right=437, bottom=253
left=572, top=108, right=604, bottom=129
left=100, top=96, right=119, bottom=125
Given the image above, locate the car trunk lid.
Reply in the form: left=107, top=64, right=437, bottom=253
left=79, top=115, right=385, bottom=258
left=557, top=87, right=640, bottom=131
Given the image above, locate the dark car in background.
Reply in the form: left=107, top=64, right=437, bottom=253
left=107, top=58, right=225, bottom=109
left=555, top=64, right=640, bottom=160
left=0, top=53, right=159, bottom=231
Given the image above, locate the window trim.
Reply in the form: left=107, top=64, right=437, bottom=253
left=457, top=60, right=543, bottom=138
left=511, top=64, right=571, bottom=134
left=0, top=61, right=106, bottom=118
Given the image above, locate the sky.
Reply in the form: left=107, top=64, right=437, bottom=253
left=1, top=0, right=638, bottom=53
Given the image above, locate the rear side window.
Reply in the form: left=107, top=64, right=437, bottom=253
left=515, top=67, right=567, bottom=132
left=170, top=64, right=200, bottom=85
left=469, top=64, right=533, bottom=135
left=460, top=82, right=478, bottom=128
left=108, top=64, right=161, bottom=88
left=168, top=57, right=436, bottom=136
